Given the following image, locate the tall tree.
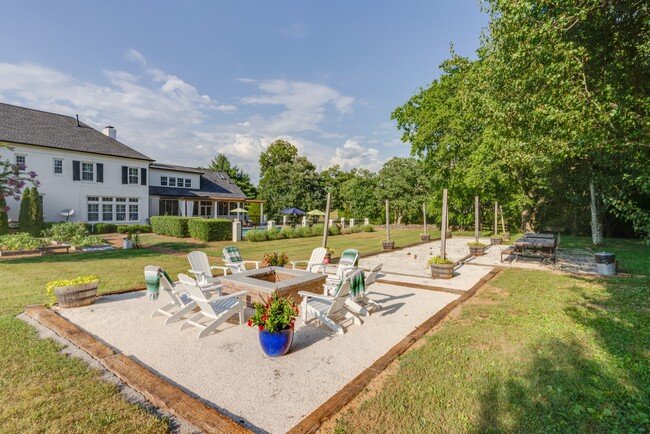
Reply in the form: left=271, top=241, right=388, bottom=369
left=29, top=186, right=43, bottom=236
left=339, top=169, right=381, bottom=221
left=18, top=188, right=32, bottom=234
left=259, top=139, right=298, bottom=178
left=377, top=157, right=430, bottom=224
left=318, top=165, right=353, bottom=212
left=205, top=153, right=257, bottom=199
left=0, top=194, right=9, bottom=235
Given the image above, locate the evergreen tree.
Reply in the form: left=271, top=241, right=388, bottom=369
left=30, top=186, right=43, bottom=236
left=18, top=188, right=32, bottom=234
left=0, top=194, right=9, bottom=235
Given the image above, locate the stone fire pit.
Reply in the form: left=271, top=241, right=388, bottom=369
left=219, top=266, right=327, bottom=306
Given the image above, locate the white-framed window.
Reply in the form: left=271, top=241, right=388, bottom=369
left=169, top=177, right=176, bottom=187
left=87, top=197, right=99, bottom=222
left=82, top=162, right=94, bottom=181
left=177, top=178, right=184, bottom=188
left=15, top=155, right=26, bottom=172
left=160, top=176, right=168, bottom=186
left=116, top=203, right=127, bottom=221
left=129, top=198, right=139, bottom=221
left=53, top=158, right=63, bottom=175
left=185, top=178, right=192, bottom=188
left=102, top=204, right=113, bottom=221
left=128, top=167, right=139, bottom=184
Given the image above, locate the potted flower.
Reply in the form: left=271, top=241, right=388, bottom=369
left=420, top=233, right=431, bottom=242
left=381, top=239, right=395, bottom=250
left=502, top=232, right=511, bottom=241
left=262, top=251, right=289, bottom=267
left=46, top=275, right=99, bottom=308
left=468, top=241, right=487, bottom=256
left=490, top=235, right=503, bottom=245
left=248, top=292, right=299, bottom=357
left=324, top=247, right=334, bottom=264
left=427, top=255, right=454, bottom=279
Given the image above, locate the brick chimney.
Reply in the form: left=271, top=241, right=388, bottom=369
left=102, top=126, right=116, bottom=140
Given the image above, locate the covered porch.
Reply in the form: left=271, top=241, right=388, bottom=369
left=150, top=196, right=265, bottom=223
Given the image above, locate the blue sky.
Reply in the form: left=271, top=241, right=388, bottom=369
left=0, top=1, right=487, bottom=182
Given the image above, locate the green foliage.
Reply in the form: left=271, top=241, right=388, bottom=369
left=0, top=194, right=8, bottom=235
left=311, top=224, right=325, bottom=236
left=247, top=292, right=298, bottom=333
left=150, top=216, right=191, bottom=238
left=247, top=202, right=261, bottom=224
left=243, top=229, right=266, bottom=242
left=45, top=275, right=98, bottom=306
left=265, top=228, right=281, bottom=240
left=339, top=169, right=381, bottom=221
left=72, top=236, right=109, bottom=247
left=29, top=186, right=43, bottom=236
left=427, top=255, right=453, bottom=265
left=187, top=219, right=231, bottom=242
left=280, top=227, right=297, bottom=239
left=261, top=252, right=289, bottom=267
left=468, top=241, right=486, bottom=247
left=117, top=224, right=152, bottom=234
left=94, top=223, right=117, bottom=234
left=327, top=225, right=340, bottom=236
left=43, top=222, right=89, bottom=243
left=361, top=224, right=375, bottom=232
left=296, top=226, right=312, bottom=237
left=18, top=188, right=32, bottom=233
left=378, top=158, right=430, bottom=224
left=0, top=233, right=46, bottom=251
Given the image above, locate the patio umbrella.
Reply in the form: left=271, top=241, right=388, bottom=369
left=306, top=209, right=325, bottom=216
left=229, top=207, right=248, bottom=213
left=280, top=207, right=305, bottom=215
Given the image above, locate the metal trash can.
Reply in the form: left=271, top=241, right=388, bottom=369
left=594, top=252, right=616, bottom=275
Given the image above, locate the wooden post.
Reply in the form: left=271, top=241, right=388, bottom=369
left=423, top=203, right=427, bottom=235
left=441, top=189, right=448, bottom=260
left=475, top=196, right=479, bottom=243
left=260, top=202, right=264, bottom=225
left=499, top=205, right=506, bottom=234
left=322, top=192, right=331, bottom=248
left=494, top=202, right=498, bottom=235
left=385, top=199, right=390, bottom=241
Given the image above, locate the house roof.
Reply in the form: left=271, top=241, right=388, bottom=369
left=0, top=102, right=153, bottom=161
left=149, top=162, right=205, bottom=174
left=150, top=168, right=248, bottom=200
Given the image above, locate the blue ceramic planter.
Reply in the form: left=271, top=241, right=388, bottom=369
left=258, top=328, right=294, bottom=357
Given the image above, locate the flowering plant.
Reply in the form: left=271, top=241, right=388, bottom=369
left=45, top=275, right=99, bottom=306
left=248, top=292, right=298, bottom=332
left=262, top=251, right=289, bottom=267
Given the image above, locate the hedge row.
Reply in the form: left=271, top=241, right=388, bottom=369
left=188, top=219, right=232, bottom=242
left=244, top=224, right=374, bottom=242
left=150, top=216, right=191, bottom=238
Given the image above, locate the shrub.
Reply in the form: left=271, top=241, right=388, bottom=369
left=427, top=255, right=453, bottom=265
left=45, top=275, right=98, bottom=306
left=244, top=229, right=267, bottom=242
left=18, top=188, right=32, bottom=234
left=328, top=225, right=340, bottom=236
left=73, top=235, right=109, bottom=247
left=43, top=222, right=89, bottom=243
left=135, top=224, right=152, bottom=233
left=468, top=241, right=487, bottom=247
left=0, top=233, right=46, bottom=251
left=30, top=186, right=43, bottom=236
left=94, top=223, right=117, bottom=234
left=349, top=225, right=362, bottom=233
left=361, top=224, right=375, bottom=232
left=150, top=216, right=191, bottom=238
left=0, top=194, right=8, bottom=235
left=266, top=228, right=281, bottom=240
left=188, top=219, right=231, bottom=242
left=280, top=227, right=297, bottom=239
left=117, top=225, right=129, bottom=234
left=296, top=226, right=312, bottom=238
left=311, top=224, right=325, bottom=236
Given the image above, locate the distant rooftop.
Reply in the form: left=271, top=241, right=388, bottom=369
left=149, top=162, right=205, bottom=174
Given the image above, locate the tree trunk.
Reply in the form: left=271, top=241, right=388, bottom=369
left=589, top=178, right=604, bottom=245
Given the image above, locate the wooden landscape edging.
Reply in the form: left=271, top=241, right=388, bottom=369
left=375, top=278, right=465, bottom=296
left=23, top=304, right=252, bottom=434
left=288, top=267, right=503, bottom=434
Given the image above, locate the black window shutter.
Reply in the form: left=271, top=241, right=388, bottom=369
left=96, top=163, right=104, bottom=183
left=141, top=168, right=147, bottom=186
left=72, top=161, right=80, bottom=181
left=122, top=166, right=128, bottom=184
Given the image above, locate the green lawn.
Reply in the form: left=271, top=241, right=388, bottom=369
left=0, top=232, right=647, bottom=432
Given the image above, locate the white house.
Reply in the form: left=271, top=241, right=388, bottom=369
left=0, top=103, right=152, bottom=224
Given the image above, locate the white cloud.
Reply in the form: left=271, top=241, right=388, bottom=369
left=329, top=139, right=382, bottom=172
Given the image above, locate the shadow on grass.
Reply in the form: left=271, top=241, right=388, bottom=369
left=476, top=276, right=650, bottom=432
left=0, top=248, right=173, bottom=265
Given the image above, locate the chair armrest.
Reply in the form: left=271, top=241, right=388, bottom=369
left=243, top=260, right=261, bottom=269
left=297, top=290, right=334, bottom=302
left=210, top=266, right=230, bottom=276
left=217, top=290, right=248, bottom=300
left=289, top=260, right=308, bottom=269
left=308, top=262, right=328, bottom=273
left=188, top=269, right=205, bottom=278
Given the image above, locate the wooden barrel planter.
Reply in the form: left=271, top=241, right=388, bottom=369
left=502, top=233, right=511, bottom=241
left=469, top=245, right=487, bottom=256
left=382, top=241, right=395, bottom=250
left=490, top=236, right=503, bottom=245
left=420, top=234, right=431, bottom=242
left=445, top=231, right=453, bottom=238
left=54, top=282, right=98, bottom=308
left=430, top=263, right=454, bottom=279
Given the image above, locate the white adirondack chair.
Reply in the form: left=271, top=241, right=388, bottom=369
left=150, top=268, right=198, bottom=325
left=177, top=274, right=248, bottom=339
left=222, top=246, right=261, bottom=273
left=298, top=274, right=362, bottom=335
left=187, top=251, right=227, bottom=292
left=324, top=248, right=359, bottom=293
left=289, top=247, right=328, bottom=273
left=355, top=263, right=382, bottom=313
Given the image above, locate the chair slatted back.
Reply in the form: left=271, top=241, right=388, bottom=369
left=365, top=263, right=383, bottom=286
left=307, top=247, right=327, bottom=272
left=187, top=251, right=212, bottom=279
left=178, top=274, right=215, bottom=317
left=328, top=274, right=353, bottom=315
